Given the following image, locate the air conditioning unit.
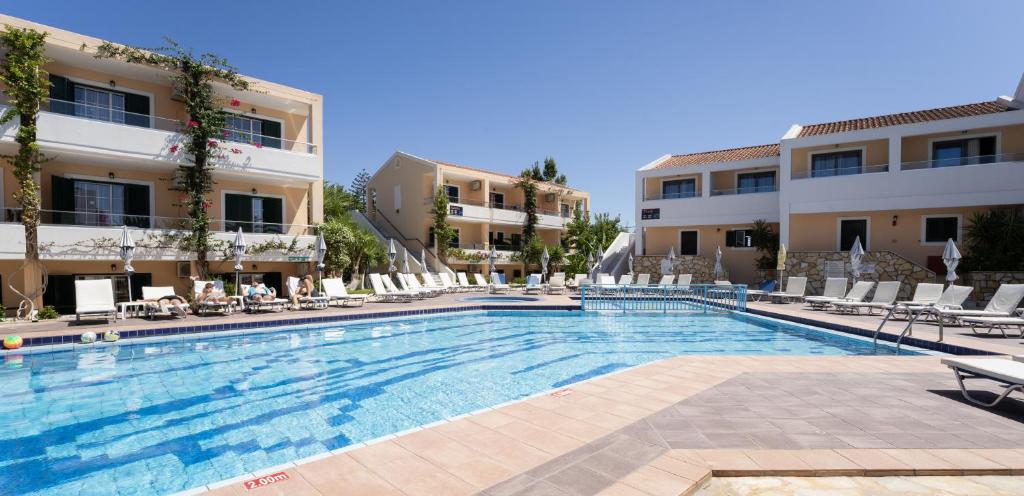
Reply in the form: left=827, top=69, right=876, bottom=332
left=544, top=193, right=556, bottom=202
left=470, top=180, right=481, bottom=191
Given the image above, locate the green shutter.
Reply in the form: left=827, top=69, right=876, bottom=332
left=123, top=184, right=150, bottom=228
left=48, top=75, right=74, bottom=115
left=260, top=119, right=282, bottom=149
left=123, top=92, right=150, bottom=128
left=262, top=197, right=283, bottom=233
left=225, top=194, right=253, bottom=232
left=51, top=176, right=74, bottom=224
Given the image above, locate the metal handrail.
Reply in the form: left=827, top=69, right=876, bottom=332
left=643, top=192, right=700, bottom=201
left=40, top=98, right=318, bottom=154
left=791, top=163, right=889, bottom=180
left=900, top=152, right=1024, bottom=171
left=428, top=196, right=579, bottom=218
left=710, top=185, right=778, bottom=196
left=3, top=208, right=317, bottom=235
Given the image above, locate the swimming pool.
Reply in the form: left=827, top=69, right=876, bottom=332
left=0, top=310, right=921, bottom=495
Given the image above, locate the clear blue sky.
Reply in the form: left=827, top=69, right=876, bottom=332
left=7, top=1, right=1022, bottom=224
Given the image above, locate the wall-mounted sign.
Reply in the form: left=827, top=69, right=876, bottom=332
left=641, top=208, right=660, bottom=220
left=450, top=205, right=464, bottom=216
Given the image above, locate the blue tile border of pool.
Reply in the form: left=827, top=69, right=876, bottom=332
left=11, top=304, right=581, bottom=349
left=7, top=303, right=997, bottom=356
left=746, top=307, right=1000, bottom=356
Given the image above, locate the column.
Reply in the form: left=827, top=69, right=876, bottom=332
left=701, top=171, right=711, bottom=198
left=888, top=135, right=902, bottom=173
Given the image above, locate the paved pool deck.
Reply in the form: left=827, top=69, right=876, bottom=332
left=9, top=292, right=1024, bottom=495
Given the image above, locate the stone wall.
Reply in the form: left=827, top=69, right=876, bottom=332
left=963, top=271, right=1024, bottom=306
left=783, top=251, right=936, bottom=301
left=634, top=255, right=723, bottom=283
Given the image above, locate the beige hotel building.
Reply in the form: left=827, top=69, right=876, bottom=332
left=0, top=15, right=324, bottom=313
left=365, top=152, right=589, bottom=279
left=636, top=73, right=1024, bottom=285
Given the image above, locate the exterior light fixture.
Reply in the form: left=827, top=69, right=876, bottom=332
left=109, top=80, right=116, bottom=88
left=108, top=172, right=115, bottom=180
left=892, top=215, right=898, bottom=226
left=251, top=188, right=257, bottom=195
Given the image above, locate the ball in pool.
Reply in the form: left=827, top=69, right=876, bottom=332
left=3, top=335, right=23, bottom=350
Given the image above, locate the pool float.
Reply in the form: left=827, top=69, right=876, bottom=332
left=103, top=330, right=120, bottom=342
left=81, top=332, right=97, bottom=344
left=3, top=335, right=23, bottom=350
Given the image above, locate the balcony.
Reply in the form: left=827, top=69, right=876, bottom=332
left=791, top=163, right=889, bottom=180
left=436, top=197, right=578, bottom=229
left=445, top=243, right=519, bottom=264
left=784, top=153, right=1024, bottom=214
left=643, top=191, right=700, bottom=201
left=1, top=209, right=317, bottom=262
left=710, top=185, right=778, bottom=196
left=0, top=101, right=320, bottom=182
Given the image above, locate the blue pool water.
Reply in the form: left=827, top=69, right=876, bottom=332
left=0, top=310, right=919, bottom=495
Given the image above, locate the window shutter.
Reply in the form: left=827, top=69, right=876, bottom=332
left=262, top=197, right=283, bottom=233
left=123, top=184, right=150, bottom=228
left=724, top=230, right=734, bottom=247
left=225, top=194, right=253, bottom=232
left=48, top=75, right=74, bottom=115
left=260, top=119, right=282, bottom=149
left=123, top=93, right=151, bottom=128
left=51, top=176, right=74, bottom=224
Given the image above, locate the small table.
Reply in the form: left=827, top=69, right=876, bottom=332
left=227, top=295, right=245, bottom=311
left=119, top=301, right=149, bottom=320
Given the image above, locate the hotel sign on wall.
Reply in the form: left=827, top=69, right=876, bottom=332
left=641, top=208, right=660, bottom=220
left=449, top=205, right=464, bottom=216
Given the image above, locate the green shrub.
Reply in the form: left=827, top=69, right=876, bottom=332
left=0, top=305, right=6, bottom=321
left=37, top=305, right=59, bottom=320
left=511, top=277, right=526, bottom=285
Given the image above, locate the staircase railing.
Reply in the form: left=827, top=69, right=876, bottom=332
left=366, top=209, right=453, bottom=275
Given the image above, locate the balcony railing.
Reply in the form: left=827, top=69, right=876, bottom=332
left=900, top=152, right=1024, bottom=171
left=4, top=209, right=316, bottom=236
left=791, top=163, right=889, bottom=180
left=41, top=99, right=318, bottom=154
left=643, top=191, right=700, bottom=201
left=428, top=197, right=579, bottom=218
left=709, top=185, right=778, bottom=196
left=449, top=242, right=523, bottom=251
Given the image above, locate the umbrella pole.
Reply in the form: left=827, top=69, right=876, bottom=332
left=126, top=273, right=132, bottom=302
left=235, top=270, right=240, bottom=296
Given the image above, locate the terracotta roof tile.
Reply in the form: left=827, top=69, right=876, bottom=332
left=797, top=101, right=1011, bottom=137
left=654, top=144, right=780, bottom=169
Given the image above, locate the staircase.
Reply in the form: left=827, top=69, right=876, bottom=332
left=351, top=210, right=454, bottom=277
left=600, top=232, right=635, bottom=279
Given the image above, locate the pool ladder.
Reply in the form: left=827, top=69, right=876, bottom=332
left=872, top=303, right=938, bottom=353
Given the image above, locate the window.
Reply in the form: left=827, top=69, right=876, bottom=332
left=490, top=192, right=504, bottom=209
left=560, top=203, right=571, bottom=217
left=839, top=219, right=869, bottom=251
left=49, top=75, right=150, bottom=127
left=225, top=193, right=283, bottom=233
left=679, top=231, right=698, bottom=255
left=450, top=228, right=460, bottom=248
left=661, top=178, right=696, bottom=199
left=931, top=136, right=996, bottom=167
left=224, top=113, right=282, bottom=149
left=737, top=171, right=776, bottom=194
left=51, top=177, right=150, bottom=228
left=811, top=150, right=862, bottom=177
left=444, top=185, right=460, bottom=204
left=924, top=216, right=959, bottom=243
left=489, top=231, right=506, bottom=246
left=725, top=229, right=752, bottom=248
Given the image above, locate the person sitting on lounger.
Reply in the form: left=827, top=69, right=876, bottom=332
left=290, top=275, right=317, bottom=308
left=197, top=282, right=229, bottom=304
left=247, top=282, right=276, bottom=302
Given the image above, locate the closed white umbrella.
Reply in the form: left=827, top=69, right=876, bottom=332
left=714, top=246, right=723, bottom=279
left=489, top=245, right=498, bottom=275
left=233, top=227, right=247, bottom=296
left=541, top=246, right=550, bottom=282
left=942, top=238, right=961, bottom=284
left=401, top=248, right=410, bottom=274
left=776, top=243, right=787, bottom=283
left=661, top=246, right=675, bottom=276
left=314, top=231, right=327, bottom=291
left=119, top=225, right=135, bottom=302
left=420, top=248, right=429, bottom=274
left=596, top=246, right=604, bottom=274
left=849, top=236, right=865, bottom=281
left=387, top=238, right=397, bottom=273
left=586, top=251, right=594, bottom=280
left=628, top=252, right=634, bottom=276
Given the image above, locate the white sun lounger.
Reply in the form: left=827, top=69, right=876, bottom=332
left=675, top=274, right=692, bottom=287
left=241, top=284, right=288, bottom=312
left=963, top=315, right=1024, bottom=338
left=927, top=284, right=1024, bottom=328
left=458, top=272, right=485, bottom=292
left=438, top=272, right=461, bottom=292
left=524, top=274, right=542, bottom=294
left=420, top=273, right=449, bottom=293
left=473, top=273, right=490, bottom=289
left=634, top=273, right=651, bottom=286
left=141, top=286, right=188, bottom=318
left=943, top=357, right=1024, bottom=407
left=369, top=273, right=413, bottom=302
left=287, top=276, right=329, bottom=310
left=546, top=273, right=566, bottom=294
left=831, top=281, right=901, bottom=315
left=658, top=274, right=675, bottom=285
left=192, top=280, right=236, bottom=315
left=763, top=276, right=807, bottom=303
left=401, top=273, right=438, bottom=297
left=616, top=274, right=633, bottom=286
left=489, top=273, right=511, bottom=294
left=804, top=277, right=848, bottom=309
left=382, top=274, right=426, bottom=300
left=321, top=278, right=368, bottom=306
left=75, top=279, right=117, bottom=322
